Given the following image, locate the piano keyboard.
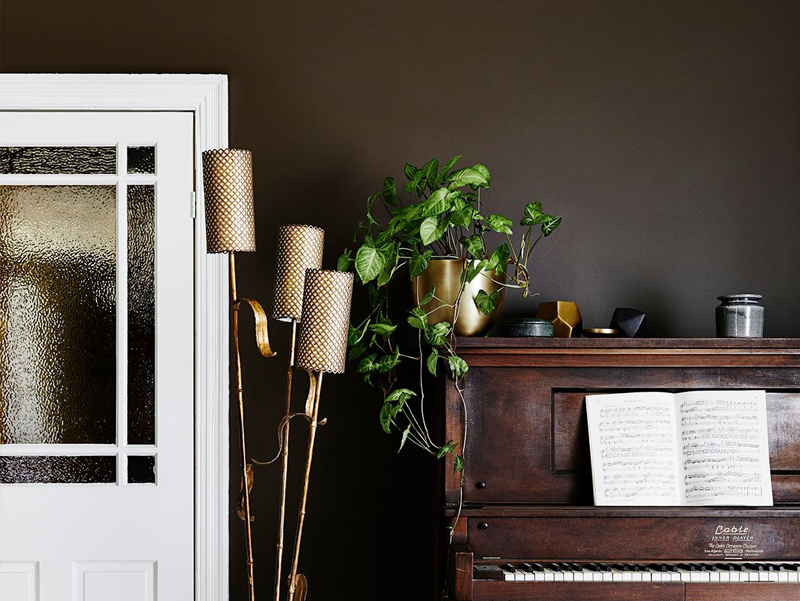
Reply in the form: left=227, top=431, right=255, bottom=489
left=477, top=562, right=800, bottom=584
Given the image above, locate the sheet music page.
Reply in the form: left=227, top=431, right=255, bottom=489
left=677, top=390, right=772, bottom=506
left=586, top=392, right=681, bottom=506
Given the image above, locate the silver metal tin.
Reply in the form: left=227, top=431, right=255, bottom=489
left=716, top=294, right=764, bottom=338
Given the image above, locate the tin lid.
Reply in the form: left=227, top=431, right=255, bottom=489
left=717, top=294, right=763, bottom=303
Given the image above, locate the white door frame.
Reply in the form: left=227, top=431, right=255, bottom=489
left=0, top=73, right=230, bottom=601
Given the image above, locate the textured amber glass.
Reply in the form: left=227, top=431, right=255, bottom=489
left=0, top=455, right=116, bottom=483
left=127, top=146, right=155, bottom=174
left=127, top=455, right=156, bottom=484
left=0, top=147, right=116, bottom=174
left=127, top=185, right=155, bottom=445
left=0, top=185, right=117, bottom=444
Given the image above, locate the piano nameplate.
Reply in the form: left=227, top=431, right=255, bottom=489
left=703, top=523, right=764, bottom=560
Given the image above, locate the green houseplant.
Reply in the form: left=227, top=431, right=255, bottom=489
left=339, top=156, right=561, bottom=468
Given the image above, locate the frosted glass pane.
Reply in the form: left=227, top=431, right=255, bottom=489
left=0, top=455, right=116, bottom=483
left=0, top=185, right=116, bottom=444
left=127, top=455, right=155, bottom=484
left=0, top=147, right=116, bottom=174
left=127, top=185, right=155, bottom=445
left=126, top=147, right=155, bottom=174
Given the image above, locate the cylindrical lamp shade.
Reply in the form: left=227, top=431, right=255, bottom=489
left=296, top=270, right=354, bottom=374
left=272, top=225, right=325, bottom=322
left=202, top=148, right=256, bottom=253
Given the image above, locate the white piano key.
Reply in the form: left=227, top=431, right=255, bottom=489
left=719, top=571, right=730, bottom=583
left=778, top=570, right=789, bottom=583
left=787, top=569, right=799, bottom=583
left=708, top=570, right=720, bottom=583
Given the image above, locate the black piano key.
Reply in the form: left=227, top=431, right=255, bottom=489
left=502, top=563, right=516, bottom=573
left=521, top=562, right=534, bottom=573
left=569, top=563, right=584, bottom=572
left=586, top=563, right=601, bottom=571
left=649, top=563, right=667, bottom=572
left=600, top=564, right=612, bottom=572
left=531, top=563, right=546, bottom=572
left=550, top=564, right=563, bottom=572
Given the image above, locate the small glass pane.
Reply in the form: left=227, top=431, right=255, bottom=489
left=127, top=455, right=155, bottom=484
left=0, top=185, right=116, bottom=444
left=0, top=147, right=116, bottom=174
left=127, top=147, right=155, bottom=174
left=127, top=185, right=155, bottom=445
left=0, top=455, right=116, bottom=483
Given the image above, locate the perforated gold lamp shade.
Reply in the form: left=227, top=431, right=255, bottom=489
left=273, top=225, right=325, bottom=322
left=296, top=270, right=354, bottom=374
left=202, top=149, right=256, bottom=253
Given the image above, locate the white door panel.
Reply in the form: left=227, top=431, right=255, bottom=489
left=0, top=112, right=194, bottom=600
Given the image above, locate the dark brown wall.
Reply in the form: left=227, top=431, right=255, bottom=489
left=3, top=1, right=800, bottom=599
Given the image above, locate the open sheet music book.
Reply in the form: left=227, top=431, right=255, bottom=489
left=586, top=390, right=772, bottom=507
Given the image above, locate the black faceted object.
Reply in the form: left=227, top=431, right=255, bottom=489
left=610, top=308, right=647, bottom=338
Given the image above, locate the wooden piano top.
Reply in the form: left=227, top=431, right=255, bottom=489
left=456, top=338, right=800, bottom=349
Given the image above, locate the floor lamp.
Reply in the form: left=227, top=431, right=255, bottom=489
left=270, top=224, right=325, bottom=601
left=202, top=148, right=276, bottom=601
left=286, top=269, right=354, bottom=601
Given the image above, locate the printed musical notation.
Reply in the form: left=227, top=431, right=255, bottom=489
left=586, top=390, right=772, bottom=507
left=678, top=392, right=771, bottom=505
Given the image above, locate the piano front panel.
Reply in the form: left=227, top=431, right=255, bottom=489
left=459, top=366, right=800, bottom=505
left=467, top=515, right=800, bottom=561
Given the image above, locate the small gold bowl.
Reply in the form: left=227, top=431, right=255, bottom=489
left=582, top=327, right=620, bottom=338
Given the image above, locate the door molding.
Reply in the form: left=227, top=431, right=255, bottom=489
left=0, top=73, right=230, bottom=601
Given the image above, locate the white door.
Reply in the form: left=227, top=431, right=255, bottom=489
left=0, top=112, right=195, bottom=600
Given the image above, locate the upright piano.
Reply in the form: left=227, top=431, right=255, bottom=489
left=443, top=338, right=800, bottom=601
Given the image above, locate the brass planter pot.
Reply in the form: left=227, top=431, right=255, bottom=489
left=411, top=259, right=505, bottom=337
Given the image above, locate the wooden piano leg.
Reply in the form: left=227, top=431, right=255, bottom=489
left=451, top=543, right=473, bottom=600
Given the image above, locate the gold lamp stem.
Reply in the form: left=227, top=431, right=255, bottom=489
left=286, top=371, right=324, bottom=601
left=230, top=253, right=256, bottom=601
left=274, top=319, right=298, bottom=601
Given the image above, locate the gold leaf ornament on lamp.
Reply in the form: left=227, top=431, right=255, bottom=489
left=202, top=148, right=276, bottom=601
left=286, top=269, right=354, bottom=601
